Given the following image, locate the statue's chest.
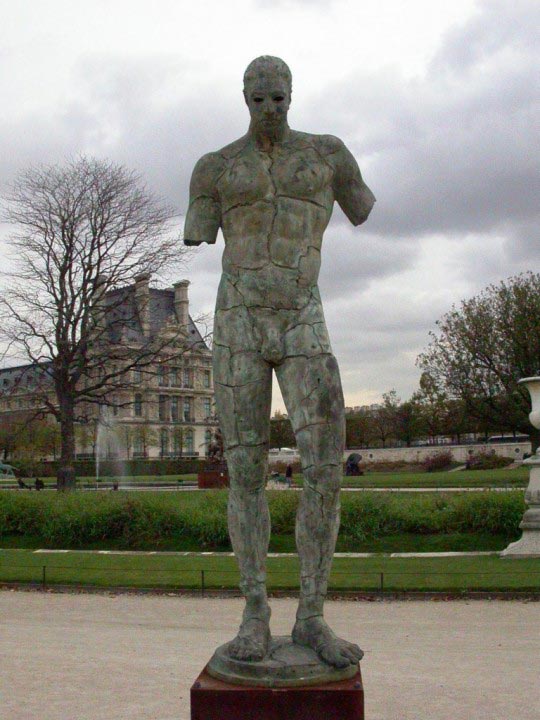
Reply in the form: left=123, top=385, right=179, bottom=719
left=218, top=148, right=333, bottom=209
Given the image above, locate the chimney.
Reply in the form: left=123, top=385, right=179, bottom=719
left=90, top=274, right=108, bottom=337
left=134, top=274, right=151, bottom=336
left=174, top=280, right=190, bottom=330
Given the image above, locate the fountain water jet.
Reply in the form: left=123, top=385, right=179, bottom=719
left=95, top=406, right=126, bottom=488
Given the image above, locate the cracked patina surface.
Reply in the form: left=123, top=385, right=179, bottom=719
left=184, top=56, right=375, bottom=671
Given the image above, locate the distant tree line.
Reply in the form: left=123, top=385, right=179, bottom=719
left=270, top=382, right=528, bottom=451
left=271, top=272, right=540, bottom=451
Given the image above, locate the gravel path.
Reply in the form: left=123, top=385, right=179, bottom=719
left=1, top=591, right=538, bottom=720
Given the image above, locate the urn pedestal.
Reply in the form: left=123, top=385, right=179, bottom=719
left=502, top=377, right=540, bottom=557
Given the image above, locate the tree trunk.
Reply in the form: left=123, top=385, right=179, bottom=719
left=57, top=400, right=76, bottom=491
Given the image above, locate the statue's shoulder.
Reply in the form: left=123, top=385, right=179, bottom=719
left=190, top=135, right=251, bottom=194
left=192, top=149, right=227, bottom=180
left=288, top=131, right=346, bottom=157
left=191, top=151, right=226, bottom=193
left=217, top=134, right=251, bottom=160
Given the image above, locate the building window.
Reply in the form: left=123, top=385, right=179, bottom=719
left=185, top=429, right=194, bottom=454
left=183, top=368, right=192, bottom=388
left=205, top=429, right=212, bottom=453
left=170, top=368, right=179, bottom=386
left=204, top=397, right=212, bottom=418
left=158, top=366, right=168, bottom=387
left=171, top=396, right=179, bottom=421
left=159, top=395, right=168, bottom=421
left=133, top=434, right=144, bottom=456
left=183, top=397, right=192, bottom=422
left=134, top=393, right=143, bottom=417
left=203, top=370, right=211, bottom=388
left=173, top=429, right=183, bottom=456
left=133, top=369, right=142, bottom=383
left=160, top=428, right=169, bottom=458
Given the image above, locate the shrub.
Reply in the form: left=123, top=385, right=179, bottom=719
left=0, top=489, right=526, bottom=548
left=363, top=461, right=424, bottom=473
left=422, top=450, right=453, bottom=472
left=465, top=450, right=514, bottom=471
left=268, top=491, right=299, bottom=533
left=23, top=457, right=202, bottom=479
left=339, top=494, right=397, bottom=540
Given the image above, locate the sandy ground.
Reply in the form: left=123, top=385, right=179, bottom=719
left=1, top=591, right=539, bottom=720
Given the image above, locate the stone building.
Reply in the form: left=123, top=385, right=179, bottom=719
left=0, top=276, right=216, bottom=461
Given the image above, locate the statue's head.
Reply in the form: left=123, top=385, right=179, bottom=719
left=243, top=56, right=292, bottom=133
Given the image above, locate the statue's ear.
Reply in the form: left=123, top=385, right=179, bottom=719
left=243, top=89, right=248, bottom=105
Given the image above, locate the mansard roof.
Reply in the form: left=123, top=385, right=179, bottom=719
left=103, top=284, right=208, bottom=348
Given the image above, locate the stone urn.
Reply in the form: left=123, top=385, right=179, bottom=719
left=502, top=377, right=540, bottom=557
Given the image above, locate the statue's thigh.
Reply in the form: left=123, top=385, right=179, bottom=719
left=275, top=353, right=345, bottom=467
left=214, top=344, right=272, bottom=448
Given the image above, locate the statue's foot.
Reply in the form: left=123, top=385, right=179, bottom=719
left=292, top=616, right=363, bottom=669
left=228, top=617, right=271, bottom=661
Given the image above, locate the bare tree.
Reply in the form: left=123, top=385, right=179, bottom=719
left=1, top=156, right=194, bottom=489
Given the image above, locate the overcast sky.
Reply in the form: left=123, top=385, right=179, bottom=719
left=0, top=0, right=538, bottom=411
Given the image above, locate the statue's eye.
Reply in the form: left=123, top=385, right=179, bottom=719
left=253, top=97, right=264, bottom=103
left=274, top=96, right=284, bottom=102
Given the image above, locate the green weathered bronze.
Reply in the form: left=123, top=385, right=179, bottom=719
left=185, top=56, right=375, bottom=671
left=207, top=635, right=360, bottom=688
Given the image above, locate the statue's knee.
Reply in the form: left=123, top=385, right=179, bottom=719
left=226, top=445, right=268, bottom=493
left=302, top=464, right=341, bottom=498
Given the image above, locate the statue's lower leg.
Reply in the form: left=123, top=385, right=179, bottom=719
left=292, top=464, right=363, bottom=668
left=226, top=445, right=271, bottom=661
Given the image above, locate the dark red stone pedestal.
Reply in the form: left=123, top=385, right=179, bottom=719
left=190, top=666, right=364, bottom=720
left=197, top=461, right=229, bottom=488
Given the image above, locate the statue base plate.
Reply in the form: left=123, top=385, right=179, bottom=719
left=206, top=635, right=359, bottom=688
left=191, top=664, right=364, bottom=720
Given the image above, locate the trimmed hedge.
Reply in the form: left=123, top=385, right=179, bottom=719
left=28, top=458, right=202, bottom=478
left=0, top=490, right=525, bottom=549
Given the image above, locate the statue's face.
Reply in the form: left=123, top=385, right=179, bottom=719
left=244, top=75, right=291, bottom=133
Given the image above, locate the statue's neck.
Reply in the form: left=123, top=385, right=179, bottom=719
left=249, top=121, right=290, bottom=151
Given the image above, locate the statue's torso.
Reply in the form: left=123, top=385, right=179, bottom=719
left=216, top=133, right=336, bottom=292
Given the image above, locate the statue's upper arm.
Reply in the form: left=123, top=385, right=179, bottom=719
left=184, top=153, right=224, bottom=246
left=320, top=136, right=376, bottom=227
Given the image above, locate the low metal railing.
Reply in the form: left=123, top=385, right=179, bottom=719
left=1, top=564, right=538, bottom=596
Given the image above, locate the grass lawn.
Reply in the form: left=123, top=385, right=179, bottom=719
left=0, top=531, right=513, bottom=554
left=340, top=466, right=529, bottom=488
left=0, top=466, right=528, bottom=490
left=1, top=549, right=538, bottom=592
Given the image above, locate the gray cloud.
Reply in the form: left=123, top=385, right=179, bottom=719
left=298, top=0, right=539, bottom=249
left=253, top=0, right=334, bottom=7
left=0, top=1, right=537, bottom=404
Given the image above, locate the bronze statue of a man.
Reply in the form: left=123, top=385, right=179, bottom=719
left=185, top=56, right=375, bottom=669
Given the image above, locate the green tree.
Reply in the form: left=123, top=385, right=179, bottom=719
left=132, top=424, right=158, bottom=458
left=0, top=412, right=60, bottom=471
left=414, top=372, right=448, bottom=443
left=418, top=272, right=540, bottom=450
left=345, top=409, right=374, bottom=448
left=270, top=411, right=295, bottom=450
left=380, top=390, right=423, bottom=447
